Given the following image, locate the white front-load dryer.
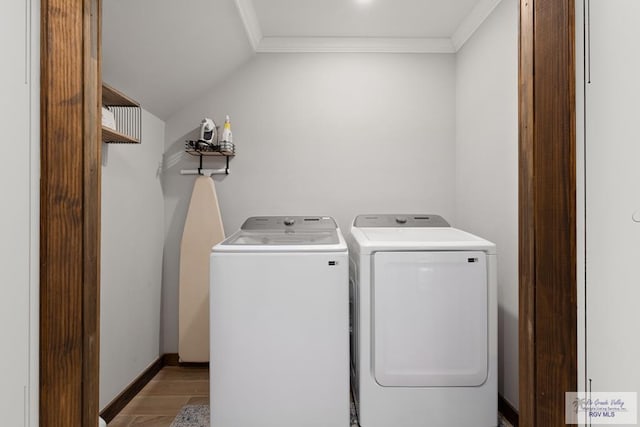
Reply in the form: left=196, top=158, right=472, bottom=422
left=349, top=214, right=497, bottom=427
left=210, top=216, right=350, bottom=427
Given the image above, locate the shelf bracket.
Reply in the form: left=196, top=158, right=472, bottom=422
left=180, top=149, right=233, bottom=176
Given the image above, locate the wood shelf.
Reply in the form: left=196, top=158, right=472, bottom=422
left=102, top=126, right=140, bottom=144
left=185, top=148, right=235, bottom=157
left=102, top=83, right=140, bottom=107
left=101, top=83, right=141, bottom=143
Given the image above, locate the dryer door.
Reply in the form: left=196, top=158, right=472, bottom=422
left=373, top=251, right=488, bottom=387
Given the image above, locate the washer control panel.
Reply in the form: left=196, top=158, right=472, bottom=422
left=241, top=216, right=338, bottom=230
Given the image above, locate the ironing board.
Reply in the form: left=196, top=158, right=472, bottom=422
left=178, top=176, right=225, bottom=362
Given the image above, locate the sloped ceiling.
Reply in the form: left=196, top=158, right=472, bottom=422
left=103, top=0, right=254, bottom=120
left=103, top=0, right=501, bottom=119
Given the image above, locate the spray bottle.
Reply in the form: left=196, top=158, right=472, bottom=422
left=221, top=115, right=232, bottom=144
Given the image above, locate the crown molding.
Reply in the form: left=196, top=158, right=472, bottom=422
left=235, top=0, right=500, bottom=54
left=233, top=0, right=263, bottom=51
left=256, top=37, right=456, bottom=54
left=451, top=0, right=503, bottom=51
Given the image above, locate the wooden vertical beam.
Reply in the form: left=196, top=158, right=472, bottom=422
left=533, top=0, right=577, bottom=423
left=519, top=0, right=536, bottom=424
left=519, top=0, right=577, bottom=426
left=40, top=0, right=101, bottom=424
left=82, top=0, right=102, bottom=425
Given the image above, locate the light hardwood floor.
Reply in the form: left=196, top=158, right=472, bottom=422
left=108, top=366, right=209, bottom=427
left=108, top=366, right=514, bottom=427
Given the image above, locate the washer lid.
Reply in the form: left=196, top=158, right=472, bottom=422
left=225, top=230, right=339, bottom=246
left=213, top=216, right=347, bottom=252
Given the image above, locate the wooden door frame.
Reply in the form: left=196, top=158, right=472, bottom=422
left=519, top=0, right=577, bottom=426
left=40, top=0, right=101, bottom=425
left=38, top=0, right=577, bottom=425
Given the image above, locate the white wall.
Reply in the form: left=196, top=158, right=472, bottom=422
left=161, top=53, right=457, bottom=352
left=100, top=109, right=166, bottom=409
left=0, top=0, right=39, bottom=425
left=455, top=0, right=518, bottom=409
left=582, top=0, right=640, bottom=407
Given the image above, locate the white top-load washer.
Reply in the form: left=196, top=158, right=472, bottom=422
left=349, top=214, right=497, bottom=427
left=210, top=216, right=350, bottom=427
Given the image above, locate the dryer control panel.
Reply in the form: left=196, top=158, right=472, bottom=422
left=353, top=214, right=450, bottom=228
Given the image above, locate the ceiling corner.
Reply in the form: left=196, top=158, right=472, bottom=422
left=451, top=0, right=503, bottom=51
left=233, top=0, right=262, bottom=51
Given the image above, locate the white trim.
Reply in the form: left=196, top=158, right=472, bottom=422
left=575, top=1, right=587, bottom=425
left=451, top=0, right=503, bottom=51
left=256, top=37, right=455, bottom=54
left=29, top=0, right=40, bottom=425
left=232, top=0, right=263, bottom=51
